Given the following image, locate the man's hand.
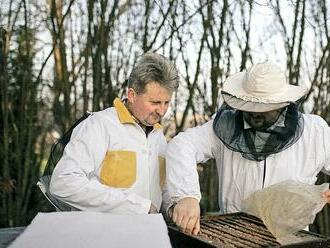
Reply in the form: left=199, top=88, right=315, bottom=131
left=148, top=203, right=158, bottom=214
left=171, top=197, right=200, bottom=235
left=323, top=190, right=330, bottom=204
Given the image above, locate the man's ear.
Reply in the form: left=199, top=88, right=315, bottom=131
left=127, top=88, right=136, bottom=103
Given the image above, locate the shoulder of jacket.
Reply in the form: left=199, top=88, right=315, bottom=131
left=302, top=113, right=329, bottom=128
left=90, top=107, right=117, bottom=122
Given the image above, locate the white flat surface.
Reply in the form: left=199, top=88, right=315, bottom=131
left=9, top=212, right=171, bottom=248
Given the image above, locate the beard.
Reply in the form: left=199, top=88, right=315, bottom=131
left=141, top=113, right=162, bottom=126
left=243, top=112, right=281, bottom=131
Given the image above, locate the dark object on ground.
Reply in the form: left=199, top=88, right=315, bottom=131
left=167, top=212, right=330, bottom=248
left=0, top=227, right=25, bottom=248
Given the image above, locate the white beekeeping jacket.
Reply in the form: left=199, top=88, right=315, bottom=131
left=166, top=114, right=330, bottom=214
left=50, top=98, right=167, bottom=214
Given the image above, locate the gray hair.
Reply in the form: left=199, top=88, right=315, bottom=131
left=128, top=52, right=179, bottom=94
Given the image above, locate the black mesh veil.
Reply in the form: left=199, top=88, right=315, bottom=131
left=212, top=103, right=304, bottom=161
left=38, top=112, right=91, bottom=211
left=43, top=111, right=91, bottom=175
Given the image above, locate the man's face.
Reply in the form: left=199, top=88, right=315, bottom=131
left=127, top=82, right=172, bottom=126
left=242, top=109, right=282, bottom=130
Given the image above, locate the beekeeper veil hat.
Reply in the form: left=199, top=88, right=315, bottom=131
left=221, top=63, right=308, bottom=112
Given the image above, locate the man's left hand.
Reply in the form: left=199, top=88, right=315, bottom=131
left=148, top=203, right=158, bottom=214
left=323, top=190, right=330, bottom=204
left=171, top=197, right=200, bottom=235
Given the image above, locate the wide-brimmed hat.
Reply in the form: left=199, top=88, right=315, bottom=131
left=222, top=62, right=308, bottom=112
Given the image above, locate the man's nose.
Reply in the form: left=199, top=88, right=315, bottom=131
left=249, top=112, right=263, bottom=118
left=156, top=104, right=168, bottom=116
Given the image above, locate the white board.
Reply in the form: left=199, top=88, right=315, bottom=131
left=9, top=212, right=171, bottom=248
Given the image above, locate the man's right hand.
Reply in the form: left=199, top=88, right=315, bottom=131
left=148, top=203, right=158, bottom=214
left=323, top=190, right=330, bottom=204
left=171, top=197, right=200, bottom=235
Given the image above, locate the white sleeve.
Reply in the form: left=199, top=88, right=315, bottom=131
left=49, top=115, right=151, bottom=214
left=166, top=119, right=218, bottom=205
left=158, top=134, right=171, bottom=215
left=319, top=117, right=330, bottom=176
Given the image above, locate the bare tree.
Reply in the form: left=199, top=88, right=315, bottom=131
left=0, top=0, right=49, bottom=226
left=304, top=0, right=330, bottom=236
left=271, top=0, right=306, bottom=86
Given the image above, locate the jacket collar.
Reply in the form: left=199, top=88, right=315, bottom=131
left=113, top=98, right=162, bottom=129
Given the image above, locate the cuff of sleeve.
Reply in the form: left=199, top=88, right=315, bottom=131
left=176, top=195, right=201, bottom=202
left=321, top=168, right=330, bottom=176
left=127, top=194, right=151, bottom=214
left=166, top=195, right=201, bottom=217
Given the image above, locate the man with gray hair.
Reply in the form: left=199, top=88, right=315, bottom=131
left=166, top=62, right=330, bottom=235
left=50, top=52, right=179, bottom=214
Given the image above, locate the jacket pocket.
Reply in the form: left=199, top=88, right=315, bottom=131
left=100, top=150, right=136, bottom=188
left=158, top=156, right=166, bottom=189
